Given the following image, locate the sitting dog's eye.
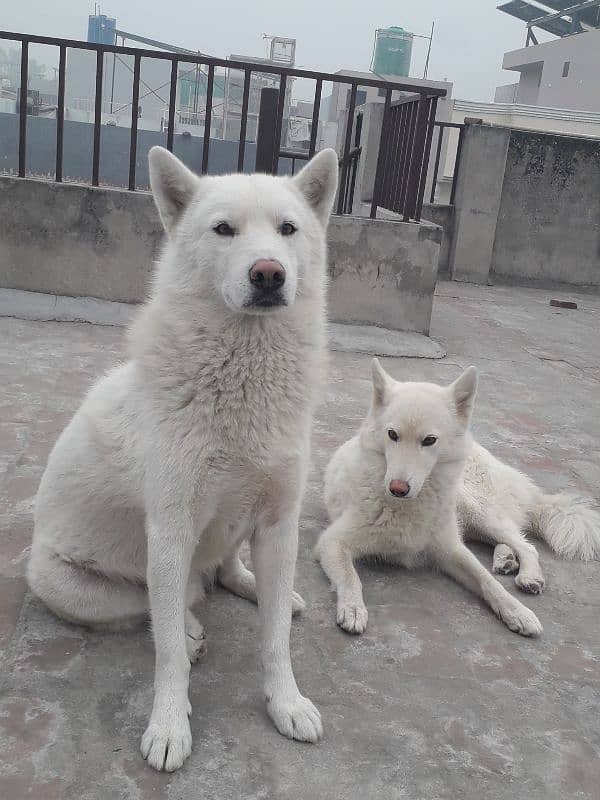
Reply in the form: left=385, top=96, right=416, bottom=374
left=422, top=435, right=438, bottom=447
left=280, top=222, right=296, bottom=236
left=387, top=429, right=399, bottom=442
left=214, top=222, right=235, bottom=236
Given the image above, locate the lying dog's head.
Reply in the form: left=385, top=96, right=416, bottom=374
left=363, top=359, right=478, bottom=500
left=148, top=147, right=338, bottom=315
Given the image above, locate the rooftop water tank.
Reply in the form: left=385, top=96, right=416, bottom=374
left=372, top=26, right=413, bottom=77
left=87, top=14, right=116, bottom=45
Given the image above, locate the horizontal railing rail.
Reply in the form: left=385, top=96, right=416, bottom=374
left=0, top=30, right=446, bottom=217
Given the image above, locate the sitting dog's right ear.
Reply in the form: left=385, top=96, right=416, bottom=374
left=149, top=146, right=200, bottom=234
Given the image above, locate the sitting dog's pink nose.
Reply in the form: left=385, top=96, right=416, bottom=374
left=249, top=259, right=286, bottom=290
left=389, top=480, right=410, bottom=498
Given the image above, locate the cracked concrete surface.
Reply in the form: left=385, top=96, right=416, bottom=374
left=1, top=281, right=599, bottom=799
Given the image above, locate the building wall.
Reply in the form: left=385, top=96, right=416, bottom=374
left=503, top=28, right=600, bottom=112
left=0, top=176, right=441, bottom=334
left=492, top=129, right=600, bottom=287
left=444, top=121, right=600, bottom=289
left=0, top=112, right=296, bottom=188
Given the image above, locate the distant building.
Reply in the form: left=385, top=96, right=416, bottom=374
left=496, top=1, right=600, bottom=112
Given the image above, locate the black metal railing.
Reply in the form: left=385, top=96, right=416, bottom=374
left=338, top=111, right=363, bottom=215
left=370, top=93, right=439, bottom=222
left=0, top=30, right=446, bottom=218
left=429, top=121, right=465, bottom=206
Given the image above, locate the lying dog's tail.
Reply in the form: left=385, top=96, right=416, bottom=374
left=529, top=493, right=600, bottom=560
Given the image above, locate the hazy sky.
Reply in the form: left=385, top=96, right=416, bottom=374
left=2, top=1, right=546, bottom=100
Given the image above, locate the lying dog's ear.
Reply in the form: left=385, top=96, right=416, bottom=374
left=449, top=366, right=478, bottom=423
left=371, top=358, right=391, bottom=406
left=293, top=148, right=339, bottom=226
left=149, top=147, right=200, bottom=234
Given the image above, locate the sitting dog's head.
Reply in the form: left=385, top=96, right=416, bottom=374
left=148, top=147, right=338, bottom=314
left=363, top=359, right=478, bottom=500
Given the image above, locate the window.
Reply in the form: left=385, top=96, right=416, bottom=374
left=562, top=61, right=570, bottom=77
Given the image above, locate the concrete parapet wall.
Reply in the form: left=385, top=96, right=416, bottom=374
left=0, top=176, right=441, bottom=335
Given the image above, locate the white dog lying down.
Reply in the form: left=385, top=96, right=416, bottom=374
left=315, top=360, right=600, bottom=636
left=28, top=146, right=338, bottom=771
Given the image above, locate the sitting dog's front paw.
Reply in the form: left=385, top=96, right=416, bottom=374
left=337, top=603, right=368, bottom=635
left=141, top=708, right=192, bottom=772
left=267, top=692, right=323, bottom=742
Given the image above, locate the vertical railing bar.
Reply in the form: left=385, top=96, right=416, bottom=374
left=308, top=78, right=322, bottom=158
left=201, top=64, right=214, bottom=174
left=450, top=125, right=465, bottom=206
left=237, top=69, right=251, bottom=172
left=399, top=100, right=418, bottom=216
left=272, top=73, right=287, bottom=174
left=403, top=96, right=430, bottom=221
left=336, top=83, right=357, bottom=215
left=166, top=60, right=178, bottom=152
left=430, top=123, right=444, bottom=204
left=390, top=104, right=405, bottom=213
left=92, top=48, right=104, bottom=186
left=395, top=102, right=412, bottom=214
left=55, top=44, right=66, bottom=182
left=370, top=88, right=392, bottom=219
left=18, top=40, right=29, bottom=178
left=128, top=53, right=141, bottom=191
left=415, top=97, right=438, bottom=221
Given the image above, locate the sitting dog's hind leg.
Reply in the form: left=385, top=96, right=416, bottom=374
left=217, top=547, right=306, bottom=615
left=27, top=546, right=149, bottom=630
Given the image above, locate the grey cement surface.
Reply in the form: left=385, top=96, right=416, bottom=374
left=0, top=177, right=441, bottom=335
left=1, top=281, right=599, bottom=800
left=327, top=215, right=441, bottom=335
left=492, top=129, right=600, bottom=289
left=421, top=204, right=454, bottom=276
left=0, top=290, right=445, bottom=359
left=449, top=123, right=510, bottom=285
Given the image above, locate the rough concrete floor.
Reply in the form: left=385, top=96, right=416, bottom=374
left=1, top=281, right=599, bottom=800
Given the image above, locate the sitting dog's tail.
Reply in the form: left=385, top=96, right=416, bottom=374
left=529, top=493, right=600, bottom=560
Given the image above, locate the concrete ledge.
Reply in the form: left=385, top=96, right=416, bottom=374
left=328, top=322, right=445, bottom=359
left=0, top=288, right=446, bottom=358
left=0, top=176, right=441, bottom=336
left=0, top=287, right=137, bottom=326
left=328, top=214, right=441, bottom=335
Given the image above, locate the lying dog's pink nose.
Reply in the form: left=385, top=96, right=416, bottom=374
left=249, top=259, right=286, bottom=290
left=389, top=480, right=410, bottom=498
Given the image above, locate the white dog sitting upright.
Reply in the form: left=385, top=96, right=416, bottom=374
left=316, top=360, right=600, bottom=636
left=27, top=146, right=338, bottom=771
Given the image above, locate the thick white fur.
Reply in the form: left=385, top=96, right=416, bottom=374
left=316, top=359, right=599, bottom=637
left=27, top=147, right=338, bottom=771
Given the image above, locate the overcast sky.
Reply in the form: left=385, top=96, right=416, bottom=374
left=2, top=1, right=545, bottom=100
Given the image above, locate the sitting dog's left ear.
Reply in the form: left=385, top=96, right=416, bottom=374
left=449, top=366, right=478, bottom=424
left=293, top=149, right=339, bottom=226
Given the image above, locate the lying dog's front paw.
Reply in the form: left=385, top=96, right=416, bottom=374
left=337, top=604, right=368, bottom=635
left=141, top=709, right=192, bottom=772
left=267, top=692, right=323, bottom=742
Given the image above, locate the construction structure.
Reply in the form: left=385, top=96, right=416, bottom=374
left=496, top=1, right=600, bottom=110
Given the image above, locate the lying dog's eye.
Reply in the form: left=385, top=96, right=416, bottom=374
left=280, top=222, right=296, bottom=236
left=214, top=222, right=235, bottom=236
left=387, top=429, right=399, bottom=442
left=422, top=435, right=437, bottom=447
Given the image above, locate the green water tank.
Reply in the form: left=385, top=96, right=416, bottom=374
left=372, top=26, right=413, bottom=77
